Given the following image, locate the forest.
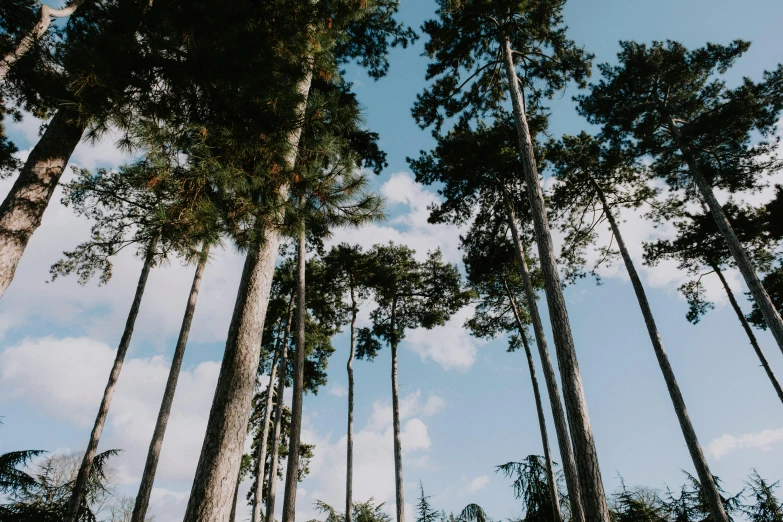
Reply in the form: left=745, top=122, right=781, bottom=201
left=0, top=0, right=783, bottom=521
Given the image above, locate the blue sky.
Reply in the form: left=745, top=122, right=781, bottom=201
left=2, top=1, right=783, bottom=521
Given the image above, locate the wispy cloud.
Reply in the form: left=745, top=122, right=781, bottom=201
left=706, top=427, right=783, bottom=460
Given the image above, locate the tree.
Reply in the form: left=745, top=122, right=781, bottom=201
left=643, top=200, right=783, bottom=406
left=577, top=39, right=783, bottom=358
left=184, top=4, right=413, bottom=518
left=497, top=456, right=567, bottom=522
left=409, top=113, right=584, bottom=522
left=462, top=223, right=561, bottom=522
left=416, top=483, right=440, bottom=522
left=323, top=243, right=373, bottom=522
left=743, top=471, right=783, bottom=522
left=311, top=498, right=393, bottom=522
left=610, top=483, right=667, bottom=522
left=358, top=243, right=471, bottom=522
left=546, top=131, right=734, bottom=517
left=662, top=472, right=741, bottom=522
left=414, top=2, right=607, bottom=516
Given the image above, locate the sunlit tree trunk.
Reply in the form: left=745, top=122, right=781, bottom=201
left=710, top=263, right=783, bottom=406
left=131, top=244, right=209, bottom=522
left=67, top=232, right=160, bottom=522
left=265, top=294, right=294, bottom=522
left=390, top=297, right=405, bottom=522
left=251, top=333, right=282, bottom=522
left=593, top=180, right=729, bottom=522
left=501, top=36, right=609, bottom=521
left=502, top=194, right=584, bottom=522
left=0, top=0, right=86, bottom=80
left=666, top=115, right=783, bottom=355
left=282, top=226, right=307, bottom=522
left=505, top=281, right=562, bottom=522
left=0, top=109, right=83, bottom=300
left=183, top=60, right=313, bottom=522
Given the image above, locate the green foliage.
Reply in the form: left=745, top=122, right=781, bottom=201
left=416, top=482, right=441, bottom=522
left=497, top=456, right=566, bottom=522
left=610, top=483, right=668, bottom=522
left=662, top=472, right=741, bottom=522
left=311, top=498, right=393, bottom=522
left=743, top=471, right=783, bottom=522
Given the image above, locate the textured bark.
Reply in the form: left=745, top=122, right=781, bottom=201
left=390, top=298, right=405, bottom=522
left=712, top=265, right=783, bottom=406
left=593, top=182, right=729, bottom=522
left=183, top=50, right=312, bottom=522
left=505, top=283, right=562, bottom=522
left=501, top=36, right=610, bottom=521
left=230, top=465, right=241, bottom=522
left=666, top=115, right=783, bottom=355
left=0, top=0, right=85, bottom=80
left=131, top=244, right=209, bottom=522
left=66, top=233, right=160, bottom=522
left=282, top=227, right=307, bottom=522
left=265, top=296, right=294, bottom=522
left=251, top=336, right=282, bottom=522
left=346, top=281, right=357, bottom=522
left=0, top=109, right=84, bottom=299
left=503, top=195, right=584, bottom=522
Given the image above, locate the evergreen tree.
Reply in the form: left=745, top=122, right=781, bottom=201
left=743, top=471, right=783, bottom=522
left=610, top=483, right=667, bottom=522
left=577, top=40, right=783, bottom=363
left=416, top=483, right=440, bottom=522
left=497, top=456, right=566, bottom=522
left=409, top=113, right=583, bottom=521
left=414, top=2, right=607, bottom=516
left=358, top=243, right=470, bottom=522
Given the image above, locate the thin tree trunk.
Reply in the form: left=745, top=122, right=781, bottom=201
left=346, top=281, right=357, bottom=522
left=282, top=226, right=307, bottom=522
left=593, top=181, right=729, bottom=522
left=183, top=52, right=313, bottom=522
left=390, top=297, right=405, bottom=522
left=501, top=36, right=609, bottom=521
left=251, top=334, right=282, bottom=522
left=711, top=264, right=783, bottom=406
left=131, top=244, right=209, bottom=522
left=265, top=295, right=294, bottom=522
left=665, top=115, right=783, bottom=354
left=505, top=282, right=562, bottom=522
left=66, top=233, right=160, bottom=522
left=0, top=0, right=85, bottom=80
left=0, top=109, right=83, bottom=300
left=230, top=465, right=241, bottom=522
left=502, top=194, right=584, bottom=522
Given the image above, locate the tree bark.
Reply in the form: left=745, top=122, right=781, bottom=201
left=711, top=264, right=783, bottom=406
left=252, top=333, right=283, bottom=522
left=183, top=50, right=312, bottom=522
left=593, top=181, right=729, bottom=522
left=390, top=297, right=405, bottom=522
left=502, top=194, right=584, bottom=522
left=665, top=115, right=783, bottom=355
left=265, top=295, right=294, bottom=522
left=282, top=227, right=307, bottom=522
left=501, top=36, right=609, bottom=521
left=505, top=283, right=562, bottom=522
left=0, top=109, right=84, bottom=300
left=346, top=280, right=357, bottom=522
left=0, top=0, right=86, bottom=80
left=66, top=233, right=160, bottom=522
left=131, top=244, right=209, bottom=522
left=230, top=465, right=241, bottom=522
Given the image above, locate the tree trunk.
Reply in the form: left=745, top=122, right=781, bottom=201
left=230, top=465, right=241, bottom=522
left=0, top=109, right=84, bottom=300
left=265, top=295, right=294, bottom=522
left=711, top=264, right=783, bottom=406
left=501, top=36, right=609, bottom=521
left=502, top=194, right=584, bottom=522
left=0, top=0, right=85, bottom=80
left=505, top=283, right=562, bottom=522
left=390, top=297, right=405, bottom=522
left=282, top=226, right=307, bottom=522
left=346, top=281, right=357, bottom=522
left=183, top=52, right=312, bottom=522
left=252, top=333, right=283, bottom=522
left=593, top=182, right=729, bottom=522
left=131, top=244, right=209, bottom=522
left=66, top=233, right=160, bottom=522
left=666, top=115, right=783, bottom=354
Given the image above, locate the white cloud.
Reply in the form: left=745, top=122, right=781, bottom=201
left=706, top=427, right=783, bottom=460
left=329, top=384, right=349, bottom=398
left=367, top=390, right=446, bottom=432
left=465, top=475, right=490, bottom=494
left=404, top=306, right=483, bottom=372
